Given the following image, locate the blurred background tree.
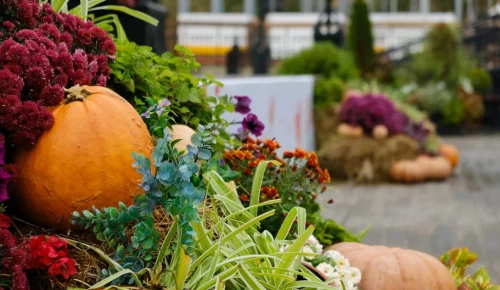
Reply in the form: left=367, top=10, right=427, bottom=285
left=349, top=0, right=376, bottom=78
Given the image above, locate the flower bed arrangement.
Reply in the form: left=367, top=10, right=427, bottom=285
left=1, top=1, right=494, bottom=290
left=317, top=90, right=460, bottom=184
left=0, top=1, right=365, bottom=289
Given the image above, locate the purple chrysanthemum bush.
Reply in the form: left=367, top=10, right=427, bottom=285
left=0, top=0, right=116, bottom=202
left=0, top=0, right=116, bottom=148
left=339, top=93, right=430, bottom=148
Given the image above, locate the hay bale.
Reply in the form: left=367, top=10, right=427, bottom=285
left=318, top=135, right=420, bottom=183
left=314, top=104, right=341, bottom=148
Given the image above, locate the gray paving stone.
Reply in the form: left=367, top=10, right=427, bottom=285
left=320, top=135, right=500, bottom=283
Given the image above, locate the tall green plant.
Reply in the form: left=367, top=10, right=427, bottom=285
left=348, top=0, right=375, bottom=78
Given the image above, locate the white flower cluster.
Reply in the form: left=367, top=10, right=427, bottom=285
left=279, top=235, right=361, bottom=289
left=318, top=250, right=361, bottom=290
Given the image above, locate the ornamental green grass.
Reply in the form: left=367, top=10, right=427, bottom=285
left=66, top=162, right=341, bottom=290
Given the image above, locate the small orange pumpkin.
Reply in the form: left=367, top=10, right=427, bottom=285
left=390, top=160, right=426, bottom=183
left=166, top=124, right=195, bottom=153
left=13, top=85, right=154, bottom=229
left=372, top=124, right=388, bottom=140
left=337, top=123, right=363, bottom=137
left=426, top=156, right=453, bottom=180
left=326, top=242, right=456, bottom=290
left=439, top=144, right=459, bottom=169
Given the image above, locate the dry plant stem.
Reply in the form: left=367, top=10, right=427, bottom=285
left=64, top=85, right=92, bottom=103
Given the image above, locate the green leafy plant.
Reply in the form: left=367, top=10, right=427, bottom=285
left=314, top=77, right=345, bottom=107
left=313, top=218, right=370, bottom=246
left=277, top=42, right=359, bottom=81
left=44, top=0, right=158, bottom=42
left=467, top=68, right=492, bottom=96
left=415, top=82, right=454, bottom=115
left=67, top=163, right=340, bottom=290
left=404, top=23, right=476, bottom=90
left=440, top=247, right=500, bottom=290
left=108, top=41, right=235, bottom=152
left=441, top=97, right=466, bottom=126
left=348, top=0, right=376, bottom=78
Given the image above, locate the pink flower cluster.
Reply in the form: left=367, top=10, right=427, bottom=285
left=0, top=213, right=77, bottom=290
left=0, top=0, right=116, bottom=147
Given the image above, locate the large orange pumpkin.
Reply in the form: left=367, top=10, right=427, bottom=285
left=439, top=144, right=460, bottom=169
left=12, top=85, right=154, bottom=229
left=327, top=242, right=456, bottom=290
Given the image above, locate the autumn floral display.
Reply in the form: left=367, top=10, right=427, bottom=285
left=224, top=137, right=330, bottom=235
left=0, top=0, right=115, bottom=148
left=0, top=211, right=77, bottom=289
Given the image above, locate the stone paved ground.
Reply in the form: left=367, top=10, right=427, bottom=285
left=320, top=135, right=500, bottom=282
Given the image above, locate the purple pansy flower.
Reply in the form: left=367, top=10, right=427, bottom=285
left=242, top=113, right=265, bottom=137
left=234, top=96, right=251, bottom=114
left=141, top=99, right=171, bottom=119
left=155, top=99, right=171, bottom=116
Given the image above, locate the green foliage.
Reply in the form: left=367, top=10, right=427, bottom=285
left=441, top=97, right=466, bottom=125
left=68, top=167, right=338, bottom=290
left=45, top=0, right=158, bottom=42
left=415, top=82, right=454, bottom=114
left=313, top=217, right=369, bottom=246
left=348, top=0, right=376, bottom=78
left=71, top=125, right=221, bottom=284
left=406, top=24, right=476, bottom=89
left=314, top=77, right=345, bottom=107
left=277, top=42, right=359, bottom=80
left=108, top=41, right=234, bottom=152
left=467, top=68, right=492, bottom=96
left=441, top=247, right=500, bottom=290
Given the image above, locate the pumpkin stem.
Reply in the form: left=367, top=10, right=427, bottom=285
left=64, top=85, right=92, bottom=104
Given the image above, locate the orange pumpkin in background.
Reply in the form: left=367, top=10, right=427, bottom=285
left=337, top=123, right=363, bottom=137
left=326, top=242, right=456, bottom=290
left=439, top=144, right=460, bottom=169
left=390, top=160, right=426, bottom=183
left=13, top=85, right=154, bottom=230
left=426, top=156, right=453, bottom=180
left=372, top=124, right=389, bottom=140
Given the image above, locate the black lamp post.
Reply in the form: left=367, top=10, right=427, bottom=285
left=250, top=0, right=271, bottom=75
left=314, top=0, right=344, bottom=47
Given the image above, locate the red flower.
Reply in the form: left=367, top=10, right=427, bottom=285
left=29, top=235, right=69, bottom=268
left=0, top=212, right=11, bottom=228
left=328, top=199, right=335, bottom=204
left=48, top=258, right=77, bottom=279
left=239, top=194, right=249, bottom=203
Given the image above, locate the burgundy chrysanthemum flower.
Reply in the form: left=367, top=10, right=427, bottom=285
left=242, top=113, right=265, bottom=137
left=0, top=0, right=115, bottom=151
left=0, top=69, right=24, bottom=95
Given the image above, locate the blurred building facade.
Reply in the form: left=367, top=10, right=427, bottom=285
left=172, top=0, right=491, bottom=65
